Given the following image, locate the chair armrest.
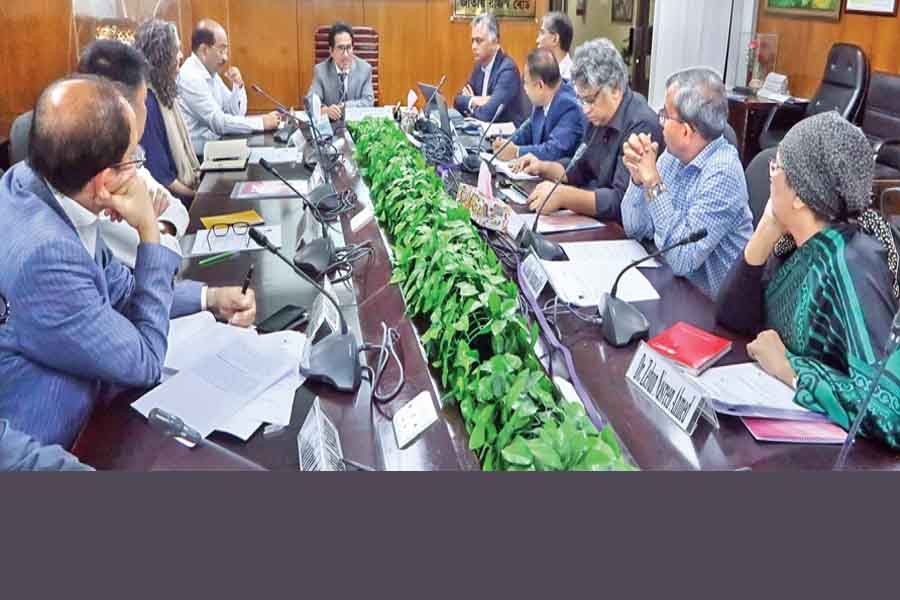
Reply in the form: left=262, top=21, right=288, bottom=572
left=874, top=138, right=900, bottom=157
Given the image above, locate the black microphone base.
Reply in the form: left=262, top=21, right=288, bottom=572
left=461, top=152, right=482, bottom=173
left=294, top=236, right=335, bottom=280
left=601, top=294, right=650, bottom=347
left=518, top=228, right=567, bottom=261
left=300, top=333, right=362, bottom=393
left=309, top=183, right=341, bottom=218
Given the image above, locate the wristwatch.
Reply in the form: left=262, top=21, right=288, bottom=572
left=646, top=179, right=667, bottom=201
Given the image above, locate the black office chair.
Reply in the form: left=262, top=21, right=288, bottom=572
left=759, top=43, right=869, bottom=150
left=860, top=72, right=900, bottom=181
left=745, top=146, right=776, bottom=228
left=9, top=110, right=33, bottom=165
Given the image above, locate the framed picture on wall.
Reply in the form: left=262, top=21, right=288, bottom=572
left=612, top=0, right=635, bottom=23
left=845, top=0, right=898, bottom=16
left=764, top=0, right=841, bottom=20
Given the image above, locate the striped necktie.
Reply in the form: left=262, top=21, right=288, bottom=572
left=338, top=72, right=348, bottom=103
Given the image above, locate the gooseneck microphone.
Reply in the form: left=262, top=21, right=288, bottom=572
left=258, top=158, right=336, bottom=279
left=424, top=75, right=447, bottom=113
left=148, top=408, right=265, bottom=470
left=486, top=116, right=532, bottom=169
left=251, top=84, right=292, bottom=113
left=249, top=227, right=361, bottom=392
left=462, top=103, right=504, bottom=172
left=834, top=307, right=900, bottom=469
left=601, top=228, right=709, bottom=347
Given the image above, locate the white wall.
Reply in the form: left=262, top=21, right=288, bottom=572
left=648, top=0, right=758, bottom=108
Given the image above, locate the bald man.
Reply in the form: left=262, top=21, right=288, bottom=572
left=0, top=76, right=256, bottom=447
left=177, top=19, right=280, bottom=155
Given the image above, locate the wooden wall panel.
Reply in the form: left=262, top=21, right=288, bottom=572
left=757, top=9, right=900, bottom=99
left=0, top=0, right=73, bottom=137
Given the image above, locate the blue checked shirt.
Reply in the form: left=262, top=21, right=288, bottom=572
left=621, top=135, right=753, bottom=298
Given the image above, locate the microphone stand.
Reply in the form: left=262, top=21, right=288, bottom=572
left=249, top=227, right=362, bottom=393
left=462, top=103, right=505, bottom=172
left=259, top=158, right=336, bottom=280
left=148, top=408, right=265, bottom=471
left=601, top=229, right=708, bottom=347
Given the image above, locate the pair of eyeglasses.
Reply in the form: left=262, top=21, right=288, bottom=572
left=0, top=292, right=8, bottom=326
left=108, top=146, right=147, bottom=172
left=206, top=222, right=250, bottom=251
left=658, top=108, right=691, bottom=129
left=576, top=89, right=601, bottom=107
left=335, top=44, right=353, bottom=54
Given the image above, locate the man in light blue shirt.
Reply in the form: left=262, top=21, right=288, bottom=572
left=620, top=67, right=752, bottom=298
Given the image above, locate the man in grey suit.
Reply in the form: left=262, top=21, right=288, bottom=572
left=307, top=21, right=375, bottom=122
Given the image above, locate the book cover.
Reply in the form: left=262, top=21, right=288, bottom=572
left=649, top=321, right=732, bottom=375
left=200, top=209, right=264, bottom=229
left=741, top=417, right=847, bottom=445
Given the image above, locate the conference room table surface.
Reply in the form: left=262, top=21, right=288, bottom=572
left=73, top=127, right=900, bottom=471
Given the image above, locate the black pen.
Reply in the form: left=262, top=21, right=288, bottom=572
left=241, top=263, right=254, bottom=295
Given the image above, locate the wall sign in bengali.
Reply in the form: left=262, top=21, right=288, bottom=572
left=452, top=0, right=537, bottom=20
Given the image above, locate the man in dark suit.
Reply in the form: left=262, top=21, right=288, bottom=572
left=453, top=12, right=528, bottom=126
left=492, top=48, right=584, bottom=162
left=308, top=21, right=375, bottom=122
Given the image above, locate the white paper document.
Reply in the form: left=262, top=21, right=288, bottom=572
left=189, top=225, right=282, bottom=257
left=695, top=362, right=828, bottom=422
left=516, top=211, right=606, bottom=234
left=344, top=106, right=395, bottom=122
left=541, top=258, right=660, bottom=306
left=249, top=147, right=299, bottom=164
left=560, top=240, right=660, bottom=268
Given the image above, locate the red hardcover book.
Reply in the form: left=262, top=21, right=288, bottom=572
left=648, top=321, right=732, bottom=375
left=741, top=417, right=847, bottom=444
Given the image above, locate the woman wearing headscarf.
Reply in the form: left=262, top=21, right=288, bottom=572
left=716, top=111, right=900, bottom=448
left=134, top=19, right=200, bottom=202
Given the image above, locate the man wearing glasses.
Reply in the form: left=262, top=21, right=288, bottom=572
left=620, top=67, right=752, bottom=299
left=308, top=22, right=375, bottom=123
left=515, top=38, right=660, bottom=223
left=0, top=77, right=256, bottom=448
left=177, top=19, right=280, bottom=155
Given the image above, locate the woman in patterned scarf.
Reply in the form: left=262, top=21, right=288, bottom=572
left=716, top=111, right=900, bottom=449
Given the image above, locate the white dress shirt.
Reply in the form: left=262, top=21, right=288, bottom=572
left=481, top=51, right=498, bottom=96
left=177, top=53, right=265, bottom=155
left=559, top=53, right=573, bottom=81
left=52, top=186, right=99, bottom=258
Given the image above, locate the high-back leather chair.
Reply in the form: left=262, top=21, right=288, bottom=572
left=9, top=110, right=33, bottom=166
left=744, top=146, right=776, bottom=228
left=760, top=43, right=869, bottom=150
left=860, top=71, right=900, bottom=181
left=313, top=26, right=380, bottom=105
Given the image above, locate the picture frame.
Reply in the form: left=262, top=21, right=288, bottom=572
left=612, top=0, right=635, bottom=23
left=763, top=0, right=841, bottom=20
left=844, top=0, right=898, bottom=16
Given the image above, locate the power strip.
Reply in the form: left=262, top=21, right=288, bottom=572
left=392, top=391, right=439, bottom=449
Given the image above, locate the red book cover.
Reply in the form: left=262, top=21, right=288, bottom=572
left=741, top=417, right=847, bottom=444
left=648, top=322, right=732, bottom=375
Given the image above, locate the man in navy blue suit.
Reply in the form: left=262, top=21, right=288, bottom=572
left=453, top=12, right=528, bottom=126
left=491, top=48, right=584, bottom=163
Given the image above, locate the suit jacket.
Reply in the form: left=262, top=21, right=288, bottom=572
left=0, top=163, right=203, bottom=447
left=308, top=56, right=375, bottom=109
left=454, top=49, right=529, bottom=126
left=0, top=419, right=92, bottom=470
left=511, top=83, right=585, bottom=161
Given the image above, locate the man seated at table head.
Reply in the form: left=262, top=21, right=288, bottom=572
left=536, top=11, right=574, bottom=81
left=490, top=48, right=584, bottom=163
left=515, top=38, right=661, bottom=223
left=0, top=76, right=256, bottom=448
left=76, top=38, right=188, bottom=268
left=620, top=66, right=752, bottom=298
left=308, top=21, right=375, bottom=122
left=177, top=18, right=280, bottom=155
left=453, top=12, right=528, bottom=126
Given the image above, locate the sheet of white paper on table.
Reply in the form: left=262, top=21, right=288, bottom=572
left=695, top=362, right=827, bottom=422
left=249, top=147, right=299, bottom=164
left=164, top=312, right=255, bottom=373
left=517, top=211, right=606, bottom=234
left=560, top=239, right=660, bottom=268
left=494, top=160, right=540, bottom=181
left=344, top=106, right=395, bottom=121
left=189, top=225, right=282, bottom=257
left=541, top=258, right=660, bottom=306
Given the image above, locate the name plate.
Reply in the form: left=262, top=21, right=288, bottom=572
left=452, top=0, right=537, bottom=20
left=625, top=342, right=718, bottom=435
left=456, top=182, right=515, bottom=234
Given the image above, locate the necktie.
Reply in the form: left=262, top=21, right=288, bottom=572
left=338, top=72, right=348, bottom=103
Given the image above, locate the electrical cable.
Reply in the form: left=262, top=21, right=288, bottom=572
left=359, top=322, right=405, bottom=405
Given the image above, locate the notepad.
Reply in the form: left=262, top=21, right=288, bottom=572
left=200, top=139, right=250, bottom=171
left=200, top=210, right=264, bottom=230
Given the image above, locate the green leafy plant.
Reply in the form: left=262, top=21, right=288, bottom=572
left=348, top=118, right=634, bottom=471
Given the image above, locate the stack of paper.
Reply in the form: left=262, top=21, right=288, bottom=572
left=135, top=312, right=308, bottom=441
left=189, top=224, right=282, bottom=257
left=560, top=240, right=660, bottom=268
left=541, top=258, right=660, bottom=306
left=515, top=211, right=605, bottom=235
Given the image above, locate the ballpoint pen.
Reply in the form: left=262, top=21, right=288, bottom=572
left=241, top=263, right=254, bottom=295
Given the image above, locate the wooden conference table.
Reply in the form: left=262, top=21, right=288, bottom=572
left=73, top=127, right=900, bottom=471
